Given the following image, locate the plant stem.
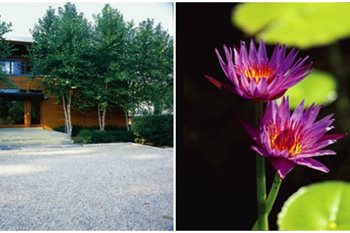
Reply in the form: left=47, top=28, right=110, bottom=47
left=255, top=101, right=268, bottom=230
left=266, top=173, right=282, bottom=213
left=252, top=173, right=282, bottom=230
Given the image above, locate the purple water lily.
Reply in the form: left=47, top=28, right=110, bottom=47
left=243, top=97, right=344, bottom=179
left=206, top=39, right=313, bottom=100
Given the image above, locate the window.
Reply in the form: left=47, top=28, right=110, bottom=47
left=1, top=60, right=26, bottom=75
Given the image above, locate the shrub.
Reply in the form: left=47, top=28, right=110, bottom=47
left=53, top=125, right=65, bottom=133
left=75, top=128, right=135, bottom=144
left=53, top=125, right=127, bottom=137
left=132, top=114, right=173, bottom=146
left=90, top=130, right=109, bottom=143
left=90, top=130, right=135, bottom=143
left=76, top=129, right=92, bottom=143
left=107, top=130, right=135, bottom=142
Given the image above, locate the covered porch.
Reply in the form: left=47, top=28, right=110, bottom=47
left=0, top=88, right=45, bottom=128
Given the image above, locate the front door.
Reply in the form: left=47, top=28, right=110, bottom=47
left=24, top=100, right=30, bottom=127
left=29, top=100, right=41, bottom=127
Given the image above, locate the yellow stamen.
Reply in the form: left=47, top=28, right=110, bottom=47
left=270, top=128, right=302, bottom=157
left=243, top=64, right=274, bottom=83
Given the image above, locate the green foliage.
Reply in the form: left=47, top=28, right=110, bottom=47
left=53, top=125, right=126, bottom=136
left=78, top=4, right=132, bottom=113
left=129, top=19, right=173, bottom=114
left=36, top=4, right=173, bottom=130
left=282, top=70, right=337, bottom=108
left=278, top=181, right=350, bottom=230
left=8, top=101, right=24, bottom=123
left=76, top=128, right=135, bottom=144
left=233, top=3, right=350, bottom=48
left=0, top=17, right=13, bottom=83
left=108, top=130, right=135, bottom=142
left=29, top=2, right=94, bottom=101
left=91, top=130, right=134, bottom=143
left=0, top=99, right=24, bottom=124
left=76, top=129, right=92, bottom=143
left=29, top=3, right=95, bottom=136
left=0, top=17, right=12, bottom=58
left=132, top=114, right=173, bottom=146
left=30, top=3, right=173, bottom=133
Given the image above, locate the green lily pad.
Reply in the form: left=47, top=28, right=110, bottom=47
left=233, top=3, right=350, bottom=48
left=283, top=70, right=337, bottom=108
left=278, top=181, right=350, bottom=230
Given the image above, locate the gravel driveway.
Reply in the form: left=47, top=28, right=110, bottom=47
left=0, top=143, right=173, bottom=230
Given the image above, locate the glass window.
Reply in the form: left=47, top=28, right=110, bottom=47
left=0, top=98, right=24, bottom=125
left=0, top=60, right=25, bottom=75
left=1, top=61, right=10, bottom=74
left=12, top=61, right=23, bottom=75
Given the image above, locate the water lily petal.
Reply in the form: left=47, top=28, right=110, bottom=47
left=294, top=158, right=329, bottom=173
left=208, top=39, right=312, bottom=101
left=270, top=158, right=296, bottom=179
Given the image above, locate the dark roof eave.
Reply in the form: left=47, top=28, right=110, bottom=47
left=6, top=40, right=33, bottom=45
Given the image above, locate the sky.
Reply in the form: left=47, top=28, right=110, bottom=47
left=0, top=2, right=174, bottom=41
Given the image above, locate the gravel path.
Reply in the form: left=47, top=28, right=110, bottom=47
left=0, top=143, right=173, bottom=230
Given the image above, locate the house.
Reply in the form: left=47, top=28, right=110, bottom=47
left=0, top=40, right=126, bottom=129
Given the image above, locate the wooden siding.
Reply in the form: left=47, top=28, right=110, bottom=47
left=7, top=76, right=42, bottom=89
left=1, top=75, right=126, bottom=129
left=41, top=95, right=126, bottom=130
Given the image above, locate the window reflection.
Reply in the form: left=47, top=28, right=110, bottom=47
left=1, top=60, right=27, bottom=75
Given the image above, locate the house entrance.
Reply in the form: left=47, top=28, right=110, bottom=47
left=0, top=99, right=41, bottom=128
left=0, top=89, right=44, bottom=128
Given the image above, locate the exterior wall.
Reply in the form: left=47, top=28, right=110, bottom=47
left=41, top=95, right=126, bottom=130
left=7, top=76, right=42, bottom=89
left=2, top=75, right=126, bottom=129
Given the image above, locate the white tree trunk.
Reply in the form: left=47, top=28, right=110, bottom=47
left=97, top=105, right=106, bottom=131
left=67, top=91, right=72, bottom=137
left=62, top=95, right=68, bottom=134
left=102, top=107, right=106, bottom=131
left=97, top=105, right=102, bottom=130
left=125, top=109, right=130, bottom=131
left=62, top=91, right=73, bottom=137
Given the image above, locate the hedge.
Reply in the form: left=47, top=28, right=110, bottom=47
left=53, top=125, right=127, bottom=137
left=76, top=129, right=135, bottom=144
left=131, top=114, right=173, bottom=146
left=76, top=129, right=92, bottom=144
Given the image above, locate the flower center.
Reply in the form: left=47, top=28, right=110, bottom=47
left=271, top=129, right=302, bottom=157
left=243, top=64, right=274, bottom=83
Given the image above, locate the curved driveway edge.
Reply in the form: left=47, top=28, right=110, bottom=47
left=0, top=143, right=173, bottom=230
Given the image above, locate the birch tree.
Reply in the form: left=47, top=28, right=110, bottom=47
left=89, top=4, right=132, bottom=131
left=30, top=3, right=93, bottom=136
left=130, top=19, right=173, bottom=115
